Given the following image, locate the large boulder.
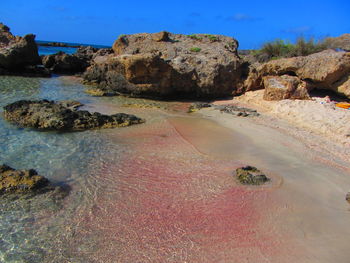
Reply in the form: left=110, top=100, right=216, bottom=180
left=83, top=32, right=244, bottom=99
left=0, top=23, right=46, bottom=76
left=245, top=50, right=350, bottom=99
left=0, top=164, right=49, bottom=195
left=263, top=75, right=311, bottom=100
left=3, top=100, right=144, bottom=131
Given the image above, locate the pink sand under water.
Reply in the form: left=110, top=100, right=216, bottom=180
left=61, top=114, right=303, bottom=263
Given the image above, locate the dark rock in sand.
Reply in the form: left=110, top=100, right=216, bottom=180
left=214, top=104, right=260, bottom=117
left=0, top=164, right=49, bottom=195
left=83, top=31, right=245, bottom=99
left=3, top=99, right=144, bottom=131
left=188, top=102, right=212, bottom=113
left=0, top=23, right=47, bottom=76
left=235, top=166, right=270, bottom=185
left=346, top=192, right=350, bottom=203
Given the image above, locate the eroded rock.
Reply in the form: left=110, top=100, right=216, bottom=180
left=0, top=23, right=47, bottom=76
left=83, top=32, right=244, bottom=99
left=3, top=100, right=144, bottom=131
left=245, top=50, right=350, bottom=99
left=263, top=75, right=311, bottom=100
left=235, top=166, right=270, bottom=185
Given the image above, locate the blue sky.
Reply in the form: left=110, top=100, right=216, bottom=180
left=1, top=0, right=349, bottom=49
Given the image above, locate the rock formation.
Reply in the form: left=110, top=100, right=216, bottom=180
left=83, top=32, right=245, bottom=99
left=263, top=75, right=311, bottom=100
left=0, top=23, right=48, bottom=76
left=325, top=34, right=350, bottom=51
left=41, top=46, right=113, bottom=74
left=3, top=100, right=144, bottom=131
left=235, top=166, right=270, bottom=185
left=0, top=164, right=49, bottom=195
left=244, top=50, right=350, bottom=99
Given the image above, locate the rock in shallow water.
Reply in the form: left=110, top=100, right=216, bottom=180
left=3, top=100, right=145, bottom=131
left=235, top=166, right=270, bottom=185
left=0, top=164, right=49, bottom=195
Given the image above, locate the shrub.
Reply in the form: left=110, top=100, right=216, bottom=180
left=253, top=37, right=329, bottom=62
left=190, top=47, right=201, bottom=52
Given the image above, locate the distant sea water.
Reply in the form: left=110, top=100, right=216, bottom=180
left=36, top=40, right=111, bottom=56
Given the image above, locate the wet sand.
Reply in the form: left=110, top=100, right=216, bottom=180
left=61, top=100, right=350, bottom=262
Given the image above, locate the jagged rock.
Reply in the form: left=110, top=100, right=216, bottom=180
left=235, top=166, right=270, bottom=185
left=245, top=50, right=350, bottom=99
left=214, top=104, right=259, bottom=117
left=3, top=100, right=144, bottom=131
left=41, top=46, right=113, bottom=74
left=0, top=164, right=49, bottom=195
left=83, top=32, right=244, bottom=99
left=263, top=75, right=311, bottom=100
left=0, top=23, right=44, bottom=75
left=325, top=34, right=350, bottom=51
left=42, top=51, right=89, bottom=74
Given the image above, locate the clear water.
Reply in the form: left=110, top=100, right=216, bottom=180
left=1, top=75, right=350, bottom=262
left=0, top=76, right=138, bottom=262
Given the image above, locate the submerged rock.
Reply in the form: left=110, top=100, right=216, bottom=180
left=3, top=100, right=144, bottom=131
left=83, top=32, right=245, bottom=99
left=346, top=192, right=350, bottom=203
left=0, top=164, right=49, bottom=195
left=235, top=166, right=270, bottom=185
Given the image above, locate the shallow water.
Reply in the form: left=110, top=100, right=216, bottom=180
left=0, top=76, right=350, bottom=262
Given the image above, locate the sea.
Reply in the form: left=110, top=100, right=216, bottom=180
left=36, top=40, right=111, bottom=56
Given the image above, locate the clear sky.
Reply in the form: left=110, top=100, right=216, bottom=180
left=1, top=0, right=349, bottom=49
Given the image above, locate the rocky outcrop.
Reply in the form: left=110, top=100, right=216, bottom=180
left=3, top=100, right=144, bottom=131
left=325, top=34, right=350, bottom=51
left=0, top=164, right=49, bottom=195
left=41, top=46, right=113, bottom=74
left=245, top=50, right=350, bottom=99
left=263, top=75, right=311, bottom=100
left=0, top=23, right=47, bottom=76
left=83, top=32, right=244, bottom=99
left=235, top=166, right=270, bottom=185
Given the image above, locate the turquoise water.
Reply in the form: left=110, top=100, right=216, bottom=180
left=0, top=76, right=132, bottom=262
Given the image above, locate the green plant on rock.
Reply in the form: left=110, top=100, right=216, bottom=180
left=190, top=47, right=201, bottom=52
left=205, top=34, right=218, bottom=42
left=189, top=34, right=202, bottom=40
